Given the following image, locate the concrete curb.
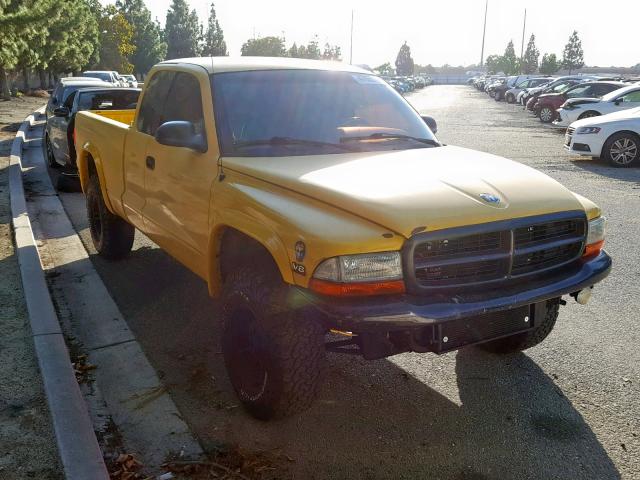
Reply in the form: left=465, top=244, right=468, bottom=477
left=9, top=109, right=110, bottom=480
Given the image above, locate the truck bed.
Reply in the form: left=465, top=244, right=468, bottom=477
left=75, top=110, right=132, bottom=217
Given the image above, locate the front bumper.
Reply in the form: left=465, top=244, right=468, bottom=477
left=553, top=109, right=574, bottom=127
left=299, top=251, right=611, bottom=332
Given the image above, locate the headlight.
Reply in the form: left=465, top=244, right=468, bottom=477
left=584, top=216, right=605, bottom=258
left=586, top=216, right=606, bottom=245
left=576, top=126, right=601, bottom=134
left=310, top=252, right=404, bottom=296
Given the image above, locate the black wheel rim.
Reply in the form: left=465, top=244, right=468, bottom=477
left=88, top=193, right=102, bottom=245
left=226, top=308, right=269, bottom=401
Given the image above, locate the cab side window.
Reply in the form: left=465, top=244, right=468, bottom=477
left=162, top=72, right=205, bottom=134
left=619, top=90, right=640, bottom=103
left=136, top=71, right=175, bottom=136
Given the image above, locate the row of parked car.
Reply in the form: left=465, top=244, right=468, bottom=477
left=82, top=70, right=139, bottom=88
left=382, top=75, right=433, bottom=94
left=469, top=74, right=640, bottom=167
left=43, top=75, right=141, bottom=188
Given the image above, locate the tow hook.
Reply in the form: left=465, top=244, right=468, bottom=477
left=571, top=286, right=594, bottom=305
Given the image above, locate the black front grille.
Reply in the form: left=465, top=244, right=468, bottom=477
left=410, top=215, right=586, bottom=290
left=414, top=231, right=506, bottom=261
left=514, top=219, right=582, bottom=247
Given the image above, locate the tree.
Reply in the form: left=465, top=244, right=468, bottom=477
left=395, top=42, right=414, bottom=76
left=201, top=2, right=227, bottom=56
left=562, top=31, right=584, bottom=74
left=288, top=43, right=298, bottom=58
left=539, top=53, right=561, bottom=75
left=0, top=0, right=57, bottom=98
left=165, top=0, right=201, bottom=60
left=374, top=62, right=394, bottom=76
left=322, top=43, right=341, bottom=61
left=44, top=0, right=99, bottom=79
left=485, top=54, right=503, bottom=74
left=522, top=34, right=540, bottom=74
left=500, top=40, right=518, bottom=75
left=241, top=36, right=286, bottom=57
left=116, top=0, right=166, bottom=75
left=95, top=5, right=136, bottom=73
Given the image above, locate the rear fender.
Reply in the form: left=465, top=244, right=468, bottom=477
left=76, top=143, right=115, bottom=214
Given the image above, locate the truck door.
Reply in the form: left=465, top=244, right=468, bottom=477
left=142, top=70, right=218, bottom=276
left=122, top=70, right=175, bottom=230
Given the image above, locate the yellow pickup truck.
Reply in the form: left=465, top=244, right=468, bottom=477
left=75, top=57, right=611, bottom=420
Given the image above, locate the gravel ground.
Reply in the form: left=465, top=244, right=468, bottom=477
left=0, top=97, right=62, bottom=479
left=49, top=86, right=639, bottom=479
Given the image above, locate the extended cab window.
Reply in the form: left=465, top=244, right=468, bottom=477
left=162, top=72, right=204, bottom=134
left=212, top=70, right=437, bottom=157
left=136, top=71, right=175, bottom=135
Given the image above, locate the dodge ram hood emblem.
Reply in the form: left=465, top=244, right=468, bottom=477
left=479, top=193, right=501, bottom=204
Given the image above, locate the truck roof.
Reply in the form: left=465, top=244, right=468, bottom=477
left=158, top=56, right=372, bottom=75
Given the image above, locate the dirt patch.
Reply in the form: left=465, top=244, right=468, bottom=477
left=0, top=99, right=61, bottom=479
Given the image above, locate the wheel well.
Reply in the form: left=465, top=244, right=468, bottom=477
left=578, top=110, right=600, bottom=119
left=218, top=228, right=281, bottom=283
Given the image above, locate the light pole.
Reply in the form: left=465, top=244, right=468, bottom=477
left=480, top=0, right=488, bottom=67
left=519, top=8, right=527, bottom=73
left=349, top=10, right=354, bottom=64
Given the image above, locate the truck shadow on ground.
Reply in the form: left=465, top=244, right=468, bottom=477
left=79, top=244, right=620, bottom=480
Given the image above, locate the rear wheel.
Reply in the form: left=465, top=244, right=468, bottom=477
left=494, top=91, right=503, bottom=101
left=221, top=265, right=326, bottom=420
left=506, top=93, right=515, bottom=104
left=603, top=132, right=639, bottom=167
left=86, top=173, right=134, bottom=258
left=539, top=107, right=554, bottom=123
left=477, top=299, right=560, bottom=354
left=43, top=134, right=59, bottom=168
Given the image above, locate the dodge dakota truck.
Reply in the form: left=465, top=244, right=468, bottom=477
left=74, top=57, right=611, bottom=420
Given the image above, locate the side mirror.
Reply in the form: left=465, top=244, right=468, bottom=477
left=155, top=121, right=207, bottom=153
left=53, top=106, right=69, bottom=117
left=421, top=115, right=438, bottom=134
left=614, top=98, right=623, bottom=105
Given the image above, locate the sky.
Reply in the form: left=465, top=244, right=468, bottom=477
left=104, top=0, right=640, bottom=68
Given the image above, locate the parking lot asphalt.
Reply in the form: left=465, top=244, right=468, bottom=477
left=51, top=85, right=639, bottom=479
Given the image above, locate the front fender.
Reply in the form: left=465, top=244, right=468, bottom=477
left=206, top=172, right=403, bottom=297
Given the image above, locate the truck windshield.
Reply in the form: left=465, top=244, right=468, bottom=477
left=212, top=70, right=438, bottom=157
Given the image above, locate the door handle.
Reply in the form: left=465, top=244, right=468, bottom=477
left=145, top=156, right=155, bottom=170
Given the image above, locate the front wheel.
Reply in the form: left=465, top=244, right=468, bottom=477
left=539, top=107, right=555, bottom=123
left=506, top=93, right=515, bottom=104
left=578, top=111, right=600, bottom=120
left=476, top=299, right=560, bottom=354
left=603, top=132, right=639, bottom=167
left=221, top=266, right=326, bottom=420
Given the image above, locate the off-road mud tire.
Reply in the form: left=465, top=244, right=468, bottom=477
left=221, top=265, right=326, bottom=420
left=86, top=173, right=134, bottom=259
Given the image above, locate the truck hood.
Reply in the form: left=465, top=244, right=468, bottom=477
left=221, top=146, right=584, bottom=238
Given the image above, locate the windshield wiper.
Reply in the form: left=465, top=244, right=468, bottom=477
left=233, top=136, right=354, bottom=151
left=340, top=133, right=440, bottom=147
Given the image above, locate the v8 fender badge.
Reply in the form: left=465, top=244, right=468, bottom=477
left=295, top=241, right=306, bottom=261
left=292, top=262, right=306, bottom=276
